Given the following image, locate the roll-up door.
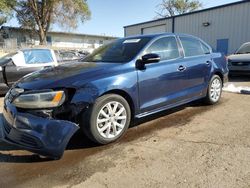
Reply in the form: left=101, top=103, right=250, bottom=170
left=142, top=25, right=166, bottom=35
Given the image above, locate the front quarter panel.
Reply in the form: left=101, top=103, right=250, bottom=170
left=70, top=63, right=139, bottom=114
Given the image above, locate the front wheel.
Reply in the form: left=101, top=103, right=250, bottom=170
left=82, top=94, right=131, bottom=144
left=204, top=75, right=222, bottom=105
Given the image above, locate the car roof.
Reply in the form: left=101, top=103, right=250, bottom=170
left=241, top=42, right=250, bottom=46
left=123, top=33, right=199, bottom=40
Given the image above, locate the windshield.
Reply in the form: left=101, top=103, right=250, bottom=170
left=83, top=37, right=152, bottom=63
left=236, top=43, right=250, bottom=54
left=22, top=49, right=54, bottom=64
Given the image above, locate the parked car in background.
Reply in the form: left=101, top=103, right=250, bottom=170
left=55, top=50, right=90, bottom=62
left=78, top=50, right=90, bottom=57
left=0, top=48, right=89, bottom=95
left=0, top=48, right=58, bottom=95
left=228, top=42, right=250, bottom=75
left=56, top=50, right=82, bottom=62
left=1, top=33, right=228, bottom=159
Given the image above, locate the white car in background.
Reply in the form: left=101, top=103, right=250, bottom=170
left=0, top=48, right=58, bottom=94
left=228, top=42, right=250, bottom=76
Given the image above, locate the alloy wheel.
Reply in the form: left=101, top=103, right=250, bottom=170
left=96, top=101, right=127, bottom=139
left=210, top=78, right=222, bottom=102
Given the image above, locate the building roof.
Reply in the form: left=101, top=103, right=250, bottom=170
left=124, top=0, right=249, bottom=28
left=1, top=26, right=117, bottom=39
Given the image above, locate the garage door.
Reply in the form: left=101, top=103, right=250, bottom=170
left=142, top=25, right=166, bottom=35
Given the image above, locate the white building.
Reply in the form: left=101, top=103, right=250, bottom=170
left=0, top=26, right=117, bottom=52
left=124, top=0, right=250, bottom=55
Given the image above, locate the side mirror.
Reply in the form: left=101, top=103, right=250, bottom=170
left=141, top=53, right=161, bottom=64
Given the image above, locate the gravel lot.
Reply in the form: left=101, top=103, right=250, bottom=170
left=0, top=77, right=250, bottom=188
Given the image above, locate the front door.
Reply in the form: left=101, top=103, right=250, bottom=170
left=137, top=36, right=189, bottom=114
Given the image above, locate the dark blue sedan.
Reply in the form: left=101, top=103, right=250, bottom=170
left=1, top=33, right=228, bottom=159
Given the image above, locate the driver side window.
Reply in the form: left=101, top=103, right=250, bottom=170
left=145, top=37, right=180, bottom=61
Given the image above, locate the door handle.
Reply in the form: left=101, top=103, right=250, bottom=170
left=178, top=65, right=186, bottom=72
left=206, top=61, right=212, bottom=66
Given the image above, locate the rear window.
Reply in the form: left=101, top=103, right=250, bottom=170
left=145, top=36, right=180, bottom=61
left=23, top=49, right=54, bottom=64
left=180, top=37, right=205, bottom=57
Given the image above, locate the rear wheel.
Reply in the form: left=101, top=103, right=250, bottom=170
left=82, top=94, right=131, bottom=144
left=204, top=75, right=222, bottom=104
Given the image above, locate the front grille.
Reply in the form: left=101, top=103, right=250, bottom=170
left=20, top=134, right=42, bottom=148
left=232, top=62, right=250, bottom=66
left=9, top=130, right=43, bottom=149
left=3, top=123, right=11, bottom=134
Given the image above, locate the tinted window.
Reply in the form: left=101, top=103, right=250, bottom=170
left=180, top=37, right=205, bottom=57
left=23, top=49, right=54, bottom=64
left=236, top=43, right=250, bottom=54
left=145, top=37, right=180, bottom=61
left=83, top=37, right=152, bottom=63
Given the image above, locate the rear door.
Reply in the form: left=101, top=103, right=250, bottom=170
left=178, top=36, right=212, bottom=98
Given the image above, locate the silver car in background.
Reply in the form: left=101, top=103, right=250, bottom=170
left=228, top=42, right=250, bottom=76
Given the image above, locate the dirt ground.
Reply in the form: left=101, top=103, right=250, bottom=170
left=0, top=77, right=250, bottom=188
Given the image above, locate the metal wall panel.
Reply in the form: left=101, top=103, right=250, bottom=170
left=174, top=2, right=250, bottom=54
left=124, top=1, right=250, bottom=54
left=142, top=24, right=167, bottom=35
left=125, top=19, right=172, bottom=37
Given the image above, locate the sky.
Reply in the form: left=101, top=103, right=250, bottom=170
left=4, top=0, right=240, bottom=37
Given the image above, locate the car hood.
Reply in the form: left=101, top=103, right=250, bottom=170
left=228, top=54, right=250, bottom=62
left=17, top=61, right=120, bottom=90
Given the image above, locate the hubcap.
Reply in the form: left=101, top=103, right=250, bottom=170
left=210, top=78, right=221, bottom=102
left=97, top=101, right=127, bottom=139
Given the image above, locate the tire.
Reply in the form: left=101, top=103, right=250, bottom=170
left=82, top=94, right=131, bottom=144
left=204, top=75, right=223, bottom=105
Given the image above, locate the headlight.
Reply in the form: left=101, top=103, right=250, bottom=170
left=13, top=91, right=66, bottom=109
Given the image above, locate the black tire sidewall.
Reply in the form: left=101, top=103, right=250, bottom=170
left=87, top=94, right=131, bottom=144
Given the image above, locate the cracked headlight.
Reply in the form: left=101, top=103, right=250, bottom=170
left=13, top=91, right=65, bottom=109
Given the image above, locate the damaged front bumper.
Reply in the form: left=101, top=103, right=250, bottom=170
left=0, top=99, right=79, bottom=159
